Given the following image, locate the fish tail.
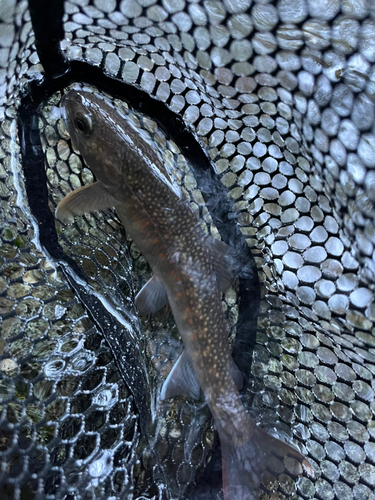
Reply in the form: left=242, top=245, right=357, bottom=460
left=219, top=432, right=263, bottom=500
left=219, top=424, right=313, bottom=500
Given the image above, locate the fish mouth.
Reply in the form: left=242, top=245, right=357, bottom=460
left=60, top=93, right=68, bottom=108
left=60, top=94, right=69, bottom=124
left=60, top=88, right=81, bottom=115
left=60, top=92, right=80, bottom=154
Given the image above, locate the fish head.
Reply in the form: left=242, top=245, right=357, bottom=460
left=61, top=89, right=123, bottom=187
left=61, top=89, right=95, bottom=155
left=61, top=87, right=183, bottom=201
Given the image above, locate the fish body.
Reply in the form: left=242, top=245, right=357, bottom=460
left=56, top=88, right=313, bottom=499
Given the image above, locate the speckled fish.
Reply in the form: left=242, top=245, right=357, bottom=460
left=56, top=88, right=313, bottom=500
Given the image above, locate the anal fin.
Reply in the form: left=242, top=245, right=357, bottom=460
left=135, top=276, right=168, bottom=314
left=160, top=350, right=201, bottom=401
left=160, top=349, right=242, bottom=402
left=56, top=182, right=118, bottom=222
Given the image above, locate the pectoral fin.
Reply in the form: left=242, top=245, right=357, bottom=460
left=56, top=182, right=118, bottom=222
left=160, top=350, right=201, bottom=401
left=135, top=276, right=168, bottom=314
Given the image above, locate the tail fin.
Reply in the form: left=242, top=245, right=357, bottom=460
left=219, top=425, right=313, bottom=500
left=220, top=433, right=264, bottom=500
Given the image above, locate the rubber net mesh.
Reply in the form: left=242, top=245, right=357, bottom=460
left=1, top=0, right=375, bottom=499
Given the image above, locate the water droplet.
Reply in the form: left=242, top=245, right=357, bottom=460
left=44, top=358, right=66, bottom=378
left=93, top=387, right=117, bottom=408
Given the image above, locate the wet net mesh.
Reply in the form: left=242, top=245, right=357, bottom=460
left=1, top=0, right=375, bottom=499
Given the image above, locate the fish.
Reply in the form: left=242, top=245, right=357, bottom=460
left=55, top=87, right=314, bottom=499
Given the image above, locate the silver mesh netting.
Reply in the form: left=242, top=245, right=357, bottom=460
left=1, top=0, right=375, bottom=499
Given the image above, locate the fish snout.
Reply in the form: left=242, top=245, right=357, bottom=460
left=61, top=89, right=83, bottom=114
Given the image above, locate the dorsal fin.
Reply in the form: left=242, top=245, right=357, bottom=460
left=207, top=236, right=236, bottom=292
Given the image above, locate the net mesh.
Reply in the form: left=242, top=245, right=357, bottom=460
left=1, top=0, right=375, bottom=499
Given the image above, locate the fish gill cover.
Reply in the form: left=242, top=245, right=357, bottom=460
left=0, top=0, right=375, bottom=499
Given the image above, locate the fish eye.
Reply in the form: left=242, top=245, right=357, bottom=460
left=74, top=114, right=92, bottom=135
